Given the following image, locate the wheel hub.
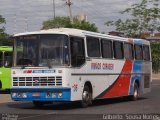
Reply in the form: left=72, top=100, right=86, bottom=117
left=134, top=89, right=138, bottom=97
left=82, top=91, right=89, bottom=101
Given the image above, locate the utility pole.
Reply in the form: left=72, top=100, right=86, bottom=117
left=53, top=0, right=56, bottom=19
left=66, top=0, right=73, bottom=22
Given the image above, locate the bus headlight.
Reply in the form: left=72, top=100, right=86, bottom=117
left=22, top=93, right=27, bottom=98
left=17, top=93, right=22, bottom=97
left=52, top=93, right=57, bottom=98
left=46, top=92, right=51, bottom=98
left=58, top=92, right=63, bottom=98
left=12, top=92, right=17, bottom=97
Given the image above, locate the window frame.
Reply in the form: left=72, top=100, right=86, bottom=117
left=101, top=39, right=113, bottom=59
left=143, top=45, right=150, bottom=61
left=124, top=42, right=134, bottom=60
left=70, top=36, right=86, bottom=67
left=4, top=51, right=12, bottom=67
left=113, top=41, right=124, bottom=59
left=134, top=44, right=143, bottom=60
left=86, top=36, right=101, bottom=58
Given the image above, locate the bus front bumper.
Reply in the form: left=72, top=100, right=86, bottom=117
left=10, top=88, right=71, bottom=101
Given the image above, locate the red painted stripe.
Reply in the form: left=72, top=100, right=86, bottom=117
left=102, top=60, right=133, bottom=98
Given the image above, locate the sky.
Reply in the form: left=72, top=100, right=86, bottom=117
left=0, top=0, right=141, bottom=35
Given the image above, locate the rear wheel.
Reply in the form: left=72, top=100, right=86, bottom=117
left=81, top=85, right=92, bottom=108
left=130, top=82, right=139, bottom=101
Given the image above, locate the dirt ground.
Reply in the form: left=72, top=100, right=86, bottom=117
left=152, top=73, right=160, bottom=80
left=0, top=94, right=12, bottom=103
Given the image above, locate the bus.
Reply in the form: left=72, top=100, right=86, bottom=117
left=0, top=46, right=12, bottom=90
left=10, top=28, right=152, bottom=107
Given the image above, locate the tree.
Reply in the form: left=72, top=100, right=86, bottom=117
left=151, top=43, right=160, bottom=73
left=0, top=15, right=11, bottom=45
left=0, top=15, right=7, bottom=39
left=42, top=16, right=98, bottom=32
left=105, top=0, right=160, bottom=37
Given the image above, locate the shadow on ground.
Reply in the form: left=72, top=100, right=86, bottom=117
left=7, top=97, right=147, bottom=111
left=0, top=90, right=10, bottom=94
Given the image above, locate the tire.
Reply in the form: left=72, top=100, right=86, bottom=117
left=33, top=101, right=45, bottom=108
left=130, top=82, right=139, bottom=101
left=81, top=85, right=92, bottom=108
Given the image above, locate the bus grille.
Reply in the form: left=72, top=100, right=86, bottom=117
left=12, top=76, right=62, bottom=87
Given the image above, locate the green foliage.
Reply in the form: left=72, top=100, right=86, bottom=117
left=0, top=15, right=11, bottom=46
left=42, top=17, right=71, bottom=29
left=105, top=0, right=160, bottom=72
left=42, top=16, right=98, bottom=32
left=0, top=15, right=6, bottom=39
left=0, top=15, right=5, bottom=24
left=105, top=0, right=160, bottom=37
left=151, top=43, right=160, bottom=73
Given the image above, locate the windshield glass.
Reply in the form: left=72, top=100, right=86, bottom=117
left=15, top=34, right=69, bottom=67
left=0, top=52, right=3, bottom=67
left=4, top=52, right=12, bottom=67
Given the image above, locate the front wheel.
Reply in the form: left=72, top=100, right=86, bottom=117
left=130, top=82, right=140, bottom=101
left=81, top=85, right=92, bottom=108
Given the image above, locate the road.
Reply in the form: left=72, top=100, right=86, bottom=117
left=0, top=80, right=160, bottom=120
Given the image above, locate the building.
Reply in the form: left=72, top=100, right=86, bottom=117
left=75, top=14, right=87, bottom=21
left=108, top=31, right=160, bottom=42
left=139, top=32, right=160, bottom=42
left=108, top=31, right=124, bottom=37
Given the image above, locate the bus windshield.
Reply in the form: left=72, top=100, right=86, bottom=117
left=15, top=34, right=69, bottom=67
left=0, top=51, right=12, bottom=67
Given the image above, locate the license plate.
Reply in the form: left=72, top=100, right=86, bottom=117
left=32, top=93, right=40, bottom=97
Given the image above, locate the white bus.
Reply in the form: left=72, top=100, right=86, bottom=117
left=11, top=28, right=152, bottom=107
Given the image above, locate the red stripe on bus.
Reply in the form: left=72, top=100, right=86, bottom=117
left=102, top=60, right=133, bottom=98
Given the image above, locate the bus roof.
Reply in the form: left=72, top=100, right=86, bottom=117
left=13, top=28, right=150, bottom=45
left=0, top=46, right=13, bottom=52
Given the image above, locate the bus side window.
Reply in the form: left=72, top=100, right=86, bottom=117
left=113, top=41, right=124, bottom=59
left=135, top=45, right=143, bottom=60
left=86, top=37, right=101, bottom=57
left=4, top=52, right=12, bottom=67
left=143, top=45, right=150, bottom=61
left=70, top=37, right=85, bottom=67
left=101, top=39, right=113, bottom=59
left=124, top=43, right=134, bottom=60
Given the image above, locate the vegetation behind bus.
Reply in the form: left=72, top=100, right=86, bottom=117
left=151, top=43, right=160, bottom=73
left=104, top=0, right=160, bottom=73
left=105, top=0, right=160, bottom=38
left=42, top=16, right=98, bottom=32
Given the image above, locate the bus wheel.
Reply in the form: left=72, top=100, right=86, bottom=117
left=33, top=101, right=44, bottom=108
left=81, top=85, right=92, bottom=108
left=130, top=82, right=139, bottom=101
